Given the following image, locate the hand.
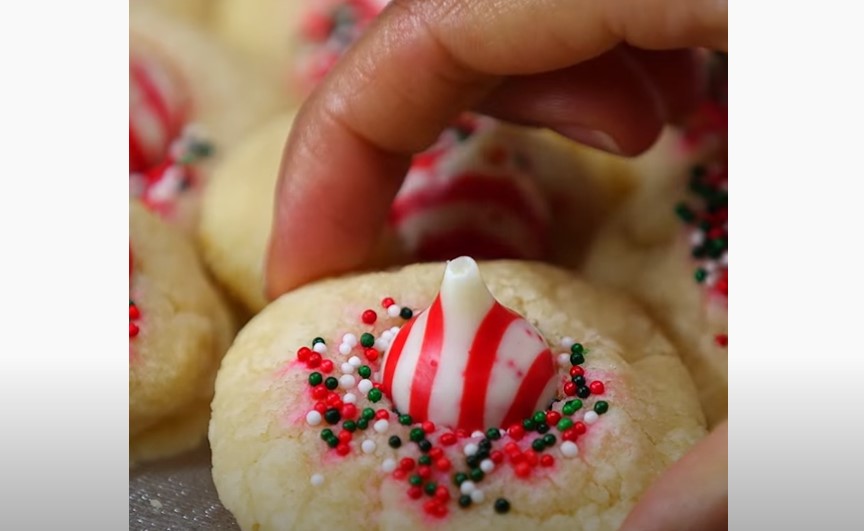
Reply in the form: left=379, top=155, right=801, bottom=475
left=620, top=421, right=728, bottom=531
left=265, top=0, right=726, bottom=295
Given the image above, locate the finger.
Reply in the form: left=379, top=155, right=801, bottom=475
left=474, top=47, right=704, bottom=154
left=267, top=0, right=728, bottom=296
left=620, top=421, right=728, bottom=531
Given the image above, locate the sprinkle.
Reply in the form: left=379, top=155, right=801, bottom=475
left=494, top=498, right=511, bottom=514
left=306, top=410, right=322, bottom=426
left=480, top=459, right=495, bottom=473
left=339, top=374, right=357, bottom=389
left=583, top=411, right=599, bottom=424
left=360, top=333, right=375, bottom=348
left=594, top=401, right=609, bottom=414
left=374, top=338, right=389, bottom=351
left=471, top=430, right=485, bottom=439
left=358, top=365, right=372, bottom=379
left=557, top=353, right=571, bottom=367
left=387, top=304, right=401, bottom=317
left=341, top=362, right=355, bottom=374
left=313, top=343, right=328, bottom=354
left=362, top=440, right=377, bottom=454
left=324, top=377, right=339, bottom=390
left=342, top=333, right=358, bottom=346
left=348, top=355, right=362, bottom=367
left=470, top=489, right=485, bottom=504
left=400, top=307, right=414, bottom=319
left=382, top=458, right=397, bottom=472
left=459, top=481, right=476, bottom=495
left=388, top=435, right=402, bottom=448
left=362, top=309, right=377, bottom=324
left=559, top=337, right=574, bottom=348
left=320, top=359, right=334, bottom=373
left=339, top=343, right=352, bottom=355
left=368, top=388, right=383, bottom=402
left=464, top=443, right=479, bottom=456
left=312, top=337, right=325, bottom=346
left=373, top=419, right=390, bottom=433
left=560, top=441, right=579, bottom=458
left=357, top=379, right=374, bottom=394
left=324, top=408, right=341, bottom=424
left=381, top=297, right=395, bottom=308
left=343, top=393, right=357, bottom=404
left=310, top=474, right=324, bottom=486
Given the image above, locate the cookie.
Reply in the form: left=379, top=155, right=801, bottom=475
left=210, top=257, right=706, bottom=530
left=130, top=3, right=287, bottom=230
left=582, top=57, right=728, bottom=425
left=130, top=201, right=235, bottom=464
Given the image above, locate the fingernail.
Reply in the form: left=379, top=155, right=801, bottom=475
left=553, top=126, right=622, bottom=154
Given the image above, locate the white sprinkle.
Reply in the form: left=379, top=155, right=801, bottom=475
left=339, top=374, right=357, bottom=389
left=560, top=441, right=579, bottom=458
left=389, top=326, right=401, bottom=335
left=313, top=343, right=327, bottom=354
left=382, top=330, right=394, bottom=341
left=704, top=272, right=717, bottom=286
left=470, top=490, right=485, bottom=503
left=358, top=379, right=374, bottom=394
left=348, top=356, right=363, bottom=367
left=310, top=473, right=324, bottom=486
left=374, top=419, right=390, bottom=433
left=480, top=459, right=495, bottom=473
left=690, top=231, right=705, bottom=247
left=584, top=411, right=599, bottom=424
left=341, top=362, right=355, bottom=374
left=471, top=430, right=484, bottom=439
left=559, top=337, right=574, bottom=348
left=374, top=338, right=389, bottom=351
left=339, top=343, right=352, bottom=355
left=342, top=333, right=358, bottom=347
left=720, top=253, right=728, bottom=266
left=382, top=458, right=397, bottom=473
left=460, top=481, right=476, bottom=495
left=558, top=354, right=571, bottom=367
left=306, top=410, right=322, bottom=426
left=464, top=443, right=479, bottom=456
left=387, top=305, right=400, bottom=317
left=362, top=440, right=377, bottom=454
left=704, top=261, right=718, bottom=274
left=342, top=393, right=357, bottom=404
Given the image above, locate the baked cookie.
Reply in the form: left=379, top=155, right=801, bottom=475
left=130, top=201, right=235, bottom=464
left=132, top=0, right=211, bottom=25
left=199, top=111, right=634, bottom=314
left=210, top=257, right=706, bottom=530
left=130, top=3, right=287, bottom=230
left=583, top=54, right=727, bottom=426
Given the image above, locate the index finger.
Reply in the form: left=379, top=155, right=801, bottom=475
left=266, top=0, right=728, bottom=297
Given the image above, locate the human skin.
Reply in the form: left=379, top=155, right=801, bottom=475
left=265, top=1, right=728, bottom=529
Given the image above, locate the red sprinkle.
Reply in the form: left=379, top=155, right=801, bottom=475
left=382, top=297, right=395, bottom=308
left=129, top=323, right=139, bottom=337
left=503, top=442, right=520, bottom=456
left=435, top=458, right=451, bottom=472
left=314, top=402, right=327, bottom=414
left=320, top=359, right=334, bottom=374
left=546, top=411, right=562, bottom=426
left=490, top=450, right=504, bottom=464
left=507, top=424, right=525, bottom=440
left=540, top=454, right=555, bottom=467
left=514, top=462, right=531, bottom=478
left=573, top=421, right=587, bottom=435
left=423, top=500, right=440, bottom=516
left=297, top=347, right=312, bottom=362
left=715, top=334, right=728, bottom=347
left=364, top=348, right=379, bottom=361
left=399, top=457, right=415, bottom=471
left=408, top=486, right=423, bottom=499
left=563, top=382, right=577, bottom=396
left=422, top=421, right=436, bottom=433
left=429, top=447, right=443, bottom=459
left=524, top=449, right=539, bottom=467
left=562, top=428, right=578, bottom=442
left=327, top=393, right=342, bottom=407
left=312, top=386, right=327, bottom=400
left=362, top=309, right=377, bottom=324
left=589, top=381, right=605, bottom=395
left=435, top=486, right=450, bottom=501
left=341, top=403, right=358, bottom=419
left=434, top=504, right=447, bottom=518
left=375, top=409, right=390, bottom=420
left=569, top=366, right=584, bottom=377
left=307, top=353, right=322, bottom=368
left=336, top=443, right=350, bottom=456
left=129, top=305, right=140, bottom=320
left=393, top=469, right=407, bottom=480
left=338, top=430, right=352, bottom=443
left=455, top=429, right=470, bottom=439
left=417, top=466, right=432, bottom=480
left=439, top=433, right=456, bottom=446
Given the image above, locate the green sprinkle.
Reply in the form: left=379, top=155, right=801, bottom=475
left=418, top=455, right=432, bottom=466
left=358, top=365, right=372, bottom=379
left=532, top=411, right=547, bottom=425
left=594, top=401, right=609, bottom=415
left=486, top=428, right=501, bottom=440
left=695, top=268, right=707, bottom=283
left=570, top=343, right=584, bottom=355
left=343, top=420, right=357, bottom=432
left=360, top=333, right=375, bottom=348
left=494, top=498, right=511, bottom=514
left=522, top=418, right=536, bottom=431
left=453, top=472, right=468, bottom=486
left=570, top=353, right=585, bottom=366
left=399, top=307, right=413, bottom=320
left=458, top=495, right=472, bottom=508
left=357, top=418, right=369, bottom=430
left=368, top=388, right=383, bottom=402
left=409, top=474, right=422, bottom=486
left=469, top=468, right=484, bottom=481
left=361, top=408, right=375, bottom=420
left=399, top=414, right=413, bottom=425
left=424, top=482, right=438, bottom=495
left=320, top=429, right=334, bottom=441
left=531, top=438, right=546, bottom=452
left=542, top=433, right=557, bottom=447
left=324, top=409, right=341, bottom=424
left=324, top=377, right=339, bottom=390
left=308, top=372, right=323, bottom=386
left=312, top=337, right=325, bottom=346
left=326, top=436, right=339, bottom=448
left=388, top=435, right=401, bottom=448
left=675, top=203, right=696, bottom=223
left=409, top=428, right=425, bottom=442
left=557, top=418, right=574, bottom=431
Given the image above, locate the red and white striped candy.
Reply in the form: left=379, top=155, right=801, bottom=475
left=389, top=116, right=552, bottom=261
left=129, top=53, right=189, bottom=173
left=381, top=257, right=557, bottom=431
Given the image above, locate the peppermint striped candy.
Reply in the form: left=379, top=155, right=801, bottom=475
left=381, top=257, right=557, bottom=431
left=389, top=116, right=552, bottom=262
left=129, top=53, right=188, bottom=173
